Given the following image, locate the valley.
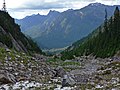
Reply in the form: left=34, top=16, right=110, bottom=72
left=16, top=3, right=120, bottom=49
left=0, top=2, right=120, bottom=90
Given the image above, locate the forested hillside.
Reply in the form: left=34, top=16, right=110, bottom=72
left=61, top=7, right=120, bottom=60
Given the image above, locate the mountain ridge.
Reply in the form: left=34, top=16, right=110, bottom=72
left=61, top=6, right=120, bottom=60
left=16, top=3, right=120, bottom=49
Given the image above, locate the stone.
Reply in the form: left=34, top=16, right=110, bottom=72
left=0, top=70, right=16, bottom=84
left=5, top=48, right=11, bottom=52
left=62, top=74, right=76, bottom=87
left=55, top=66, right=66, bottom=77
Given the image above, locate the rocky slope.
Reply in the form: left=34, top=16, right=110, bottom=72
left=45, top=56, right=120, bottom=90
left=0, top=47, right=119, bottom=90
left=72, top=57, right=120, bottom=90
left=16, top=3, right=120, bottom=49
left=0, top=47, right=56, bottom=90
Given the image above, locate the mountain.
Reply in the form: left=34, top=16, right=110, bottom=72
left=16, top=3, right=120, bottom=49
left=0, top=9, right=120, bottom=90
left=0, top=11, right=42, bottom=54
left=61, top=7, right=120, bottom=60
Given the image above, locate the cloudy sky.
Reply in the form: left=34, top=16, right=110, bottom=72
left=0, top=0, right=119, bottom=19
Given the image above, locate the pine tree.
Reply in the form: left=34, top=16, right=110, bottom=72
left=114, top=6, right=120, bottom=33
left=61, top=7, right=120, bottom=59
left=104, top=8, right=108, bottom=32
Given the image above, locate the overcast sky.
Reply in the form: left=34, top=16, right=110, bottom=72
left=0, top=0, right=119, bottom=19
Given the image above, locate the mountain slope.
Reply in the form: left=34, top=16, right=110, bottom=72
left=61, top=7, right=120, bottom=60
left=16, top=3, right=120, bottom=49
left=0, top=11, right=42, bottom=54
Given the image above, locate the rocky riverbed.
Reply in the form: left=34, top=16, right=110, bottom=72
left=0, top=48, right=120, bottom=90
left=47, top=56, right=120, bottom=90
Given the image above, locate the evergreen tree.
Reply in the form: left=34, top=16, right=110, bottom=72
left=114, top=6, right=120, bottom=33
left=61, top=7, right=120, bottom=59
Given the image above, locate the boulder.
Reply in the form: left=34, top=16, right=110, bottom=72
left=62, top=74, right=76, bottom=87
left=0, top=70, right=16, bottom=84
left=5, top=48, right=11, bottom=52
left=55, top=66, right=66, bottom=77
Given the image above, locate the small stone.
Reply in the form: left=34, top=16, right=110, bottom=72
left=5, top=48, right=11, bottom=52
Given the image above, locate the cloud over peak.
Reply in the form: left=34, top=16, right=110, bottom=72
left=1, top=0, right=119, bottom=19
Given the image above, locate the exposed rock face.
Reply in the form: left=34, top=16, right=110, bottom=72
left=8, top=33, right=27, bottom=52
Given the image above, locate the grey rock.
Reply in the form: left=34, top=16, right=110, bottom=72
left=55, top=66, right=66, bottom=77
left=5, top=48, right=11, bottom=52
left=0, top=70, right=16, bottom=84
left=62, top=74, right=76, bottom=87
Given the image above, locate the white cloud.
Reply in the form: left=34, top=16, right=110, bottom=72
left=0, top=0, right=119, bottom=19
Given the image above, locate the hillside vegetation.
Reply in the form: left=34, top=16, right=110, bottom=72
left=0, top=11, right=42, bottom=54
left=61, top=7, right=120, bottom=60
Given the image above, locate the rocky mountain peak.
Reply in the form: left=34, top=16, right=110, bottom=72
left=89, top=2, right=104, bottom=7
left=47, top=10, right=60, bottom=16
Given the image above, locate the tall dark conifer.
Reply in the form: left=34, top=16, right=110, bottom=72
left=114, top=7, right=120, bottom=32
left=104, top=8, right=108, bottom=32
left=113, top=6, right=120, bottom=49
left=61, top=7, right=120, bottom=59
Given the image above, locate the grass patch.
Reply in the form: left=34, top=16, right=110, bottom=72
left=62, top=61, right=80, bottom=66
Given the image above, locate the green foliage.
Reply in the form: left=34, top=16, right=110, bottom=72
left=61, top=7, right=120, bottom=59
left=61, top=61, right=80, bottom=66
